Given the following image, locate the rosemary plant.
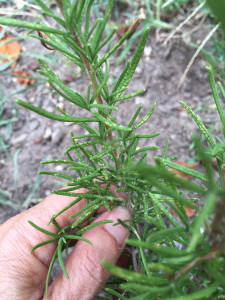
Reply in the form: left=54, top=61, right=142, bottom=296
left=1, top=1, right=225, bottom=299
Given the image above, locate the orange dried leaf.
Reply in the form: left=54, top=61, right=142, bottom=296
left=185, top=206, right=197, bottom=217
left=117, top=26, right=129, bottom=38
left=171, top=205, right=197, bottom=218
left=0, top=36, right=21, bottom=65
left=169, top=161, right=199, bottom=179
left=13, top=70, right=35, bottom=86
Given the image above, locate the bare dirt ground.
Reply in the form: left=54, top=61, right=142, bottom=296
left=0, top=3, right=219, bottom=226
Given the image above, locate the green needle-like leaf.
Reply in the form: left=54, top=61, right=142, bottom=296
left=30, top=34, right=84, bottom=69
left=58, top=238, right=69, bottom=279
left=207, top=66, right=225, bottom=137
left=156, top=157, right=207, bottom=182
left=28, top=220, right=58, bottom=237
left=188, top=192, right=216, bottom=252
left=91, top=0, right=113, bottom=55
left=113, top=89, right=146, bottom=103
left=39, top=171, right=76, bottom=182
left=90, top=64, right=109, bottom=104
left=0, top=17, right=66, bottom=35
left=76, top=220, right=114, bottom=235
left=93, top=112, right=132, bottom=132
left=103, top=260, right=168, bottom=286
left=179, top=101, right=215, bottom=148
left=163, top=283, right=219, bottom=300
left=133, top=103, right=156, bottom=130
left=64, top=235, right=93, bottom=245
left=112, top=27, right=150, bottom=100
left=132, top=146, right=159, bottom=156
left=69, top=197, right=103, bottom=218
left=34, top=0, right=66, bottom=27
left=31, top=237, right=59, bottom=253
left=16, top=100, right=96, bottom=123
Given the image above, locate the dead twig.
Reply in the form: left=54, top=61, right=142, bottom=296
left=177, top=23, right=220, bottom=89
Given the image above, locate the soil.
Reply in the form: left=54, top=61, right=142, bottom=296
left=0, top=2, right=222, bottom=297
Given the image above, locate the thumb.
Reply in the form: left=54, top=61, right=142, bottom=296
left=47, top=206, right=130, bottom=300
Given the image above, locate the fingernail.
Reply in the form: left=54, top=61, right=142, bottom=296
left=103, top=206, right=130, bottom=246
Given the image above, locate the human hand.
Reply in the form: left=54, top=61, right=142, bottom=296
left=0, top=188, right=130, bottom=300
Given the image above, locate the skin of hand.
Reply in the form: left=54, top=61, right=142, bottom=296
left=0, top=188, right=130, bottom=300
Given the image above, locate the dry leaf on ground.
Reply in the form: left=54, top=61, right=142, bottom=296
left=13, top=70, right=35, bottom=86
left=171, top=205, right=197, bottom=218
left=184, top=206, right=197, bottom=217
left=117, top=26, right=129, bottom=38
left=0, top=36, right=21, bottom=66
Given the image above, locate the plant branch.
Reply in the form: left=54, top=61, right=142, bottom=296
left=74, top=30, right=117, bottom=155
left=56, top=1, right=117, bottom=156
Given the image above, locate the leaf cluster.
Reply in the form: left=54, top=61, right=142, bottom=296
left=103, top=67, right=225, bottom=300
